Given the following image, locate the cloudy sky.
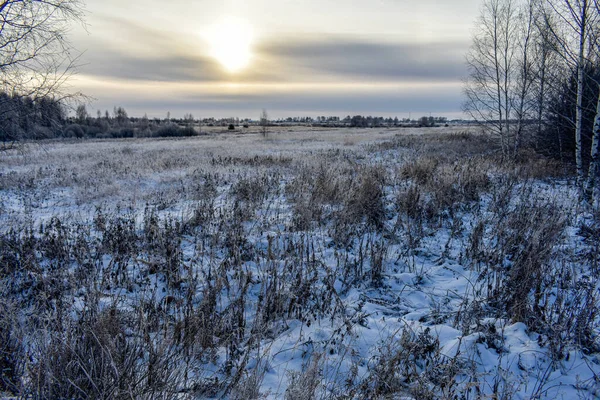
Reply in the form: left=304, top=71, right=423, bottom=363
left=70, top=0, right=481, bottom=119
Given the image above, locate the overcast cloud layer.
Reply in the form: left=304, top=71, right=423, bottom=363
left=71, top=0, right=481, bottom=118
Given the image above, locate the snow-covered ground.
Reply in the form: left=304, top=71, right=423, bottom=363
left=1, top=127, right=598, bottom=399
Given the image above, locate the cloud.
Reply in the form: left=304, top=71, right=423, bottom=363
left=81, top=49, right=219, bottom=82
left=257, top=35, right=469, bottom=83
left=79, top=76, right=462, bottom=118
left=185, top=84, right=463, bottom=116
left=76, top=14, right=294, bottom=83
left=73, top=15, right=469, bottom=117
left=78, top=16, right=468, bottom=85
left=75, top=16, right=223, bottom=82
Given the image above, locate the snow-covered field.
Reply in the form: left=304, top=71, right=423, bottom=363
left=1, top=127, right=599, bottom=399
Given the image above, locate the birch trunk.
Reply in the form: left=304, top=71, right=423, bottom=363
left=574, top=0, right=588, bottom=187
left=503, top=0, right=513, bottom=158
left=535, top=49, right=548, bottom=149
left=575, top=46, right=585, bottom=186
left=493, top=1, right=507, bottom=157
left=585, top=87, right=600, bottom=200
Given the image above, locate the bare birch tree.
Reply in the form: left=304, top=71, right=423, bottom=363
left=0, top=0, right=85, bottom=135
left=583, top=0, right=600, bottom=199
left=512, top=0, right=540, bottom=155
left=587, top=88, right=600, bottom=199
left=464, top=0, right=522, bottom=157
left=543, top=0, right=599, bottom=186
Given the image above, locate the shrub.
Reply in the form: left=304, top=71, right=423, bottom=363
left=104, top=127, right=134, bottom=138
left=400, top=157, right=438, bottom=185
left=0, top=297, right=23, bottom=394
left=63, top=124, right=85, bottom=138
left=396, top=184, right=423, bottom=220
left=346, top=166, right=387, bottom=230
left=284, top=354, right=321, bottom=400
left=501, top=201, right=565, bottom=322
left=358, top=328, right=463, bottom=399
left=154, top=125, right=195, bottom=137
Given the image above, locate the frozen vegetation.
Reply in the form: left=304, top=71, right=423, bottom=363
left=0, top=127, right=599, bottom=399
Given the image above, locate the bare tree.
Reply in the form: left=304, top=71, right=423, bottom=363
left=532, top=0, right=561, bottom=144
left=0, top=0, right=85, bottom=143
left=512, top=0, right=539, bottom=155
left=183, top=112, right=194, bottom=128
left=75, top=103, right=88, bottom=124
left=587, top=87, right=600, bottom=200
left=260, top=108, right=269, bottom=137
left=543, top=0, right=599, bottom=186
left=464, top=0, right=521, bottom=157
left=583, top=0, right=600, bottom=199
left=0, top=1, right=85, bottom=98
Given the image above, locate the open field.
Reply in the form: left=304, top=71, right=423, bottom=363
left=0, top=126, right=479, bottom=227
left=1, top=127, right=599, bottom=399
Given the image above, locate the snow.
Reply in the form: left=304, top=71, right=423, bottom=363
left=1, top=128, right=599, bottom=398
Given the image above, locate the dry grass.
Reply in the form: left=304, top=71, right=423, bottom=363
left=0, top=125, right=596, bottom=398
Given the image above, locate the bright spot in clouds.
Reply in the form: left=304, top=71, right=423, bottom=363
left=204, top=17, right=254, bottom=73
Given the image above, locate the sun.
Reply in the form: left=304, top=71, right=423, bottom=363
left=205, top=17, right=254, bottom=73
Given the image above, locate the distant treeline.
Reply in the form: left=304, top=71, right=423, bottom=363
left=0, top=95, right=454, bottom=143
left=0, top=92, right=64, bottom=142
left=344, top=115, right=447, bottom=127
left=276, top=115, right=448, bottom=127
left=2, top=80, right=598, bottom=167
left=0, top=97, right=199, bottom=142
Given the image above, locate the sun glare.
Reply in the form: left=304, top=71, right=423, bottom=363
left=205, top=17, right=254, bottom=73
